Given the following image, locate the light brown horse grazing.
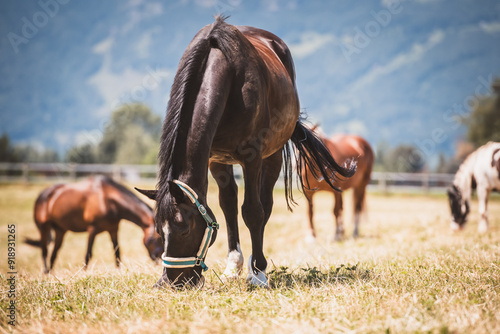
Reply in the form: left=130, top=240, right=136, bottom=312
left=26, top=175, right=163, bottom=273
left=302, top=131, right=374, bottom=242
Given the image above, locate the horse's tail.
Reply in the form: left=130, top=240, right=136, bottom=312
left=24, top=238, right=43, bottom=247
left=283, top=119, right=357, bottom=209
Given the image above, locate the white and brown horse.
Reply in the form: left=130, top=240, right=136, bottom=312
left=302, top=131, right=374, bottom=242
left=447, top=141, right=500, bottom=232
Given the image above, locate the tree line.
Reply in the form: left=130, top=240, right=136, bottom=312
left=2, top=78, right=499, bottom=171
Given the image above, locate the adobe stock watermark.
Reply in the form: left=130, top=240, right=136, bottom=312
left=61, top=65, right=170, bottom=167
left=340, top=0, right=404, bottom=63
left=213, top=0, right=242, bottom=14
left=7, top=0, right=72, bottom=54
left=109, top=65, right=171, bottom=110
left=394, top=74, right=494, bottom=173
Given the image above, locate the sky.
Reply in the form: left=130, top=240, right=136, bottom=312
left=1, top=0, right=499, bottom=167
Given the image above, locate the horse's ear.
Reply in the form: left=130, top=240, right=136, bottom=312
left=167, top=180, right=186, bottom=202
left=135, top=188, right=157, bottom=201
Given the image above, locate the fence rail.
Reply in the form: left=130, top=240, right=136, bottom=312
left=0, top=162, right=455, bottom=194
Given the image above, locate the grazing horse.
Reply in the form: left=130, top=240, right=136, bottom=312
left=302, top=131, right=374, bottom=242
left=447, top=141, right=500, bottom=233
left=25, top=175, right=163, bottom=273
left=136, top=17, right=355, bottom=288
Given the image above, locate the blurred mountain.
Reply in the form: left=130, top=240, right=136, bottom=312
left=1, top=0, right=499, bottom=168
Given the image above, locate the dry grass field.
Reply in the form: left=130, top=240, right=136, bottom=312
left=1, top=181, right=499, bottom=333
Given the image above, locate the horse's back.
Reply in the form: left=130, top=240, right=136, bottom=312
left=205, top=20, right=300, bottom=163
left=35, top=177, right=107, bottom=232
left=329, top=135, right=373, bottom=164
left=303, top=134, right=373, bottom=193
left=473, top=142, right=500, bottom=187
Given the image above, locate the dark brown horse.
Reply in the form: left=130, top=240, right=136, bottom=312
left=26, top=175, right=163, bottom=273
left=302, top=131, right=374, bottom=242
left=136, top=17, right=355, bottom=288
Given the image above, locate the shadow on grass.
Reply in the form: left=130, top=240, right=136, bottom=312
left=267, top=263, right=373, bottom=289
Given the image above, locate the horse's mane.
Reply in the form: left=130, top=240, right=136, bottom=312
left=98, top=175, right=153, bottom=212
left=155, top=16, right=248, bottom=224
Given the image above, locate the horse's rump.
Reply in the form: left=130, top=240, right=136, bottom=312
left=34, top=183, right=65, bottom=224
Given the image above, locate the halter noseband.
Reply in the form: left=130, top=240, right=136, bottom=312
left=161, top=180, right=219, bottom=272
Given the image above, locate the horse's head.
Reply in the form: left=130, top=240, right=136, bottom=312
left=136, top=181, right=218, bottom=289
left=143, top=225, right=163, bottom=262
left=447, top=184, right=470, bottom=230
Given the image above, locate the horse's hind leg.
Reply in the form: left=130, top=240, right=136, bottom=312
left=352, top=186, right=367, bottom=239
left=332, top=192, right=344, bottom=242
left=210, top=162, right=243, bottom=279
left=49, top=226, right=66, bottom=271
left=39, top=224, right=51, bottom=273
left=305, top=192, right=316, bottom=243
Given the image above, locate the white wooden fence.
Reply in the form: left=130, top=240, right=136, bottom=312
left=0, top=162, right=455, bottom=194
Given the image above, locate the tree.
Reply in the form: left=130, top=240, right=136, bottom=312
left=66, top=143, right=97, bottom=163
left=383, top=144, right=426, bottom=173
left=0, top=133, right=16, bottom=162
left=97, top=103, right=161, bottom=164
left=1, top=133, right=59, bottom=162
left=465, top=78, right=500, bottom=147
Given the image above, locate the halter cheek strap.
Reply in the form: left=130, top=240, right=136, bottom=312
left=161, top=180, right=219, bottom=272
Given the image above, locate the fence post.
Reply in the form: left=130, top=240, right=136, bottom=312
left=423, top=173, right=430, bottom=194
left=22, top=163, right=29, bottom=184
left=113, top=166, right=121, bottom=181
left=380, top=172, right=387, bottom=194
left=69, top=164, right=77, bottom=181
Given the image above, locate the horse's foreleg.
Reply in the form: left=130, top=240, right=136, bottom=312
left=209, top=162, right=243, bottom=279
left=305, top=192, right=316, bottom=243
left=241, top=154, right=267, bottom=287
left=108, top=225, right=120, bottom=267
left=333, top=192, right=344, bottom=242
left=49, top=227, right=66, bottom=271
left=477, top=187, right=490, bottom=233
left=85, top=226, right=98, bottom=268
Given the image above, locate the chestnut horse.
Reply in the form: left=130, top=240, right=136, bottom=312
left=136, top=17, right=355, bottom=288
left=302, top=131, right=374, bottom=242
left=26, top=175, right=163, bottom=273
left=447, top=141, right=500, bottom=232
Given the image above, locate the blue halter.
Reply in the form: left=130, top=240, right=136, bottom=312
left=161, top=180, right=219, bottom=271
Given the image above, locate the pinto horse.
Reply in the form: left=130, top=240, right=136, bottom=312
left=302, top=131, right=374, bottom=242
left=447, top=141, right=500, bottom=233
left=136, top=17, right=355, bottom=288
left=25, top=175, right=163, bottom=273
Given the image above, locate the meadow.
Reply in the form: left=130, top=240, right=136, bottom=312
left=0, top=181, right=499, bottom=333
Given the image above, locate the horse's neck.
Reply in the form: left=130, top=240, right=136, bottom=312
left=454, top=153, right=476, bottom=201
left=174, top=120, right=218, bottom=199
left=111, top=191, right=152, bottom=229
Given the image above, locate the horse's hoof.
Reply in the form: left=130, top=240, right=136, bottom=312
left=305, top=234, right=316, bottom=244
left=221, top=268, right=241, bottom=281
left=478, top=221, right=488, bottom=233
left=246, top=255, right=268, bottom=288
left=246, top=271, right=269, bottom=288
left=450, top=221, right=461, bottom=232
left=222, top=247, right=244, bottom=280
left=331, top=234, right=343, bottom=243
